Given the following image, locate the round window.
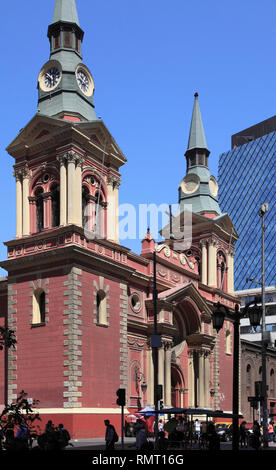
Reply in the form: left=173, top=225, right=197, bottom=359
left=130, top=293, right=141, bottom=312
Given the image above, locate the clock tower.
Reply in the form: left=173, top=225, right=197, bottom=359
left=1, top=0, right=128, bottom=435
left=38, top=0, right=96, bottom=121
left=179, top=93, right=221, bottom=217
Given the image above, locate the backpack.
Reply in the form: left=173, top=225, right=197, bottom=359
left=113, top=430, right=119, bottom=442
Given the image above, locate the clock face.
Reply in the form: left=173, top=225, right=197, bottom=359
left=77, top=69, right=89, bottom=93
left=38, top=60, right=62, bottom=92
left=209, top=176, right=219, bottom=197
left=44, top=67, right=60, bottom=89
left=180, top=174, right=200, bottom=194
left=75, top=65, right=94, bottom=97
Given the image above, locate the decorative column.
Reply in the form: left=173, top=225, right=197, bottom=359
left=67, top=151, right=77, bottom=225
left=75, top=156, right=84, bottom=227
left=42, top=192, right=52, bottom=230
left=200, top=240, right=207, bottom=284
left=207, top=238, right=217, bottom=287
left=57, top=155, right=67, bottom=226
left=22, top=167, right=30, bottom=236
left=147, top=344, right=154, bottom=406
left=164, top=342, right=172, bottom=407
left=188, top=350, right=195, bottom=407
left=227, top=250, right=234, bottom=294
left=14, top=170, right=23, bottom=238
left=158, top=341, right=165, bottom=395
left=198, top=351, right=205, bottom=407
left=107, top=175, right=121, bottom=242
left=204, top=351, right=210, bottom=408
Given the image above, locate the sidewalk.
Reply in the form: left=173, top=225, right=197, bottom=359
left=64, top=437, right=276, bottom=451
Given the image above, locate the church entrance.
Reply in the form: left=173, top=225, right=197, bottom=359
left=171, top=365, right=184, bottom=408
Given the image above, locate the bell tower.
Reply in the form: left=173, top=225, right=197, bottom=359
left=38, top=0, right=96, bottom=122
left=6, top=0, right=126, bottom=244
left=1, top=0, right=129, bottom=428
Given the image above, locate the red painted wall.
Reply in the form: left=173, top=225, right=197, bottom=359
left=12, top=270, right=66, bottom=407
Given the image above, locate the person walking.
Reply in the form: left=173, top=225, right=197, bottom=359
left=252, top=421, right=261, bottom=450
left=135, top=421, right=148, bottom=450
left=57, top=423, right=71, bottom=449
left=15, top=422, right=30, bottom=450
left=268, top=422, right=274, bottom=443
left=104, top=420, right=118, bottom=450
left=239, top=421, right=247, bottom=448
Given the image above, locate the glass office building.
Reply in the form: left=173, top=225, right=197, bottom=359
left=218, top=117, right=276, bottom=291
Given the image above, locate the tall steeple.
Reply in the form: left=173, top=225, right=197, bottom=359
left=178, top=93, right=221, bottom=217
left=37, top=0, right=97, bottom=121
left=186, top=92, right=208, bottom=153
left=53, top=0, right=80, bottom=26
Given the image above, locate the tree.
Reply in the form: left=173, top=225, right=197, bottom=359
left=0, top=390, right=41, bottom=450
left=0, top=326, right=17, bottom=350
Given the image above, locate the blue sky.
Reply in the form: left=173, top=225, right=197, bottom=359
left=0, top=0, right=275, bottom=276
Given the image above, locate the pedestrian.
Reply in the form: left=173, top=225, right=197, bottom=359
left=57, top=423, right=71, bottom=449
left=252, top=420, right=261, bottom=450
left=156, top=431, right=168, bottom=450
left=207, top=422, right=220, bottom=451
left=135, top=421, right=148, bottom=450
left=268, top=422, right=274, bottom=442
left=104, top=419, right=118, bottom=450
left=158, top=419, right=163, bottom=432
left=194, top=419, right=201, bottom=441
left=239, top=421, right=247, bottom=448
left=15, top=422, right=30, bottom=450
left=45, top=420, right=55, bottom=433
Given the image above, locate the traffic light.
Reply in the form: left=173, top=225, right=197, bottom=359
left=116, top=388, right=126, bottom=407
left=157, top=384, right=163, bottom=401
left=255, top=381, right=262, bottom=397
left=159, top=400, right=164, bottom=410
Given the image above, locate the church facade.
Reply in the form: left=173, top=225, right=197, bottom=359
left=0, top=0, right=238, bottom=438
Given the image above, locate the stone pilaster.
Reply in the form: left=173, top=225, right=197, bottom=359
left=7, top=282, right=18, bottom=403
left=63, top=267, right=83, bottom=408
left=119, top=283, right=128, bottom=389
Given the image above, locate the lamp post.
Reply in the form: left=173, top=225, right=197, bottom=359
left=212, top=299, right=262, bottom=451
left=260, top=202, right=269, bottom=448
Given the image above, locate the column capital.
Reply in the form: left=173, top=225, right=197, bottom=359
left=66, top=150, right=80, bottom=163
left=57, top=155, right=67, bottom=166
left=13, top=169, right=23, bottom=181
left=22, top=166, right=30, bottom=180
left=107, top=174, right=121, bottom=188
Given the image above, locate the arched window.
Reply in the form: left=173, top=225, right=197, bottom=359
left=94, top=192, right=105, bottom=238
left=35, top=188, right=44, bottom=232
left=82, top=186, right=90, bottom=229
left=96, top=290, right=107, bottom=325
left=51, top=184, right=60, bottom=228
left=32, top=288, right=46, bottom=325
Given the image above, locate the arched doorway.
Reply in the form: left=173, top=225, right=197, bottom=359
left=171, top=365, right=185, bottom=408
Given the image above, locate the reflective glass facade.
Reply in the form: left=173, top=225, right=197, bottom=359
left=218, top=131, right=275, bottom=290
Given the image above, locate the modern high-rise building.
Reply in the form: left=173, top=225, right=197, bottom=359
left=218, top=117, right=276, bottom=291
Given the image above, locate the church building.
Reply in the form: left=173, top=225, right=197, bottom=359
left=0, top=0, right=239, bottom=438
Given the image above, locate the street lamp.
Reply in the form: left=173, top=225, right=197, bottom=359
left=212, top=298, right=262, bottom=451
left=259, top=202, right=269, bottom=448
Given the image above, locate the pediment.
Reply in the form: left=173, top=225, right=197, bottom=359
left=158, top=282, right=212, bottom=318
left=6, top=114, right=68, bottom=157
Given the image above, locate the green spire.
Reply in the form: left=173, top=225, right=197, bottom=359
left=178, top=93, right=221, bottom=216
left=186, top=92, right=208, bottom=152
left=53, top=0, right=80, bottom=26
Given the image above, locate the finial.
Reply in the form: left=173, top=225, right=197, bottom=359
left=194, top=92, right=199, bottom=98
